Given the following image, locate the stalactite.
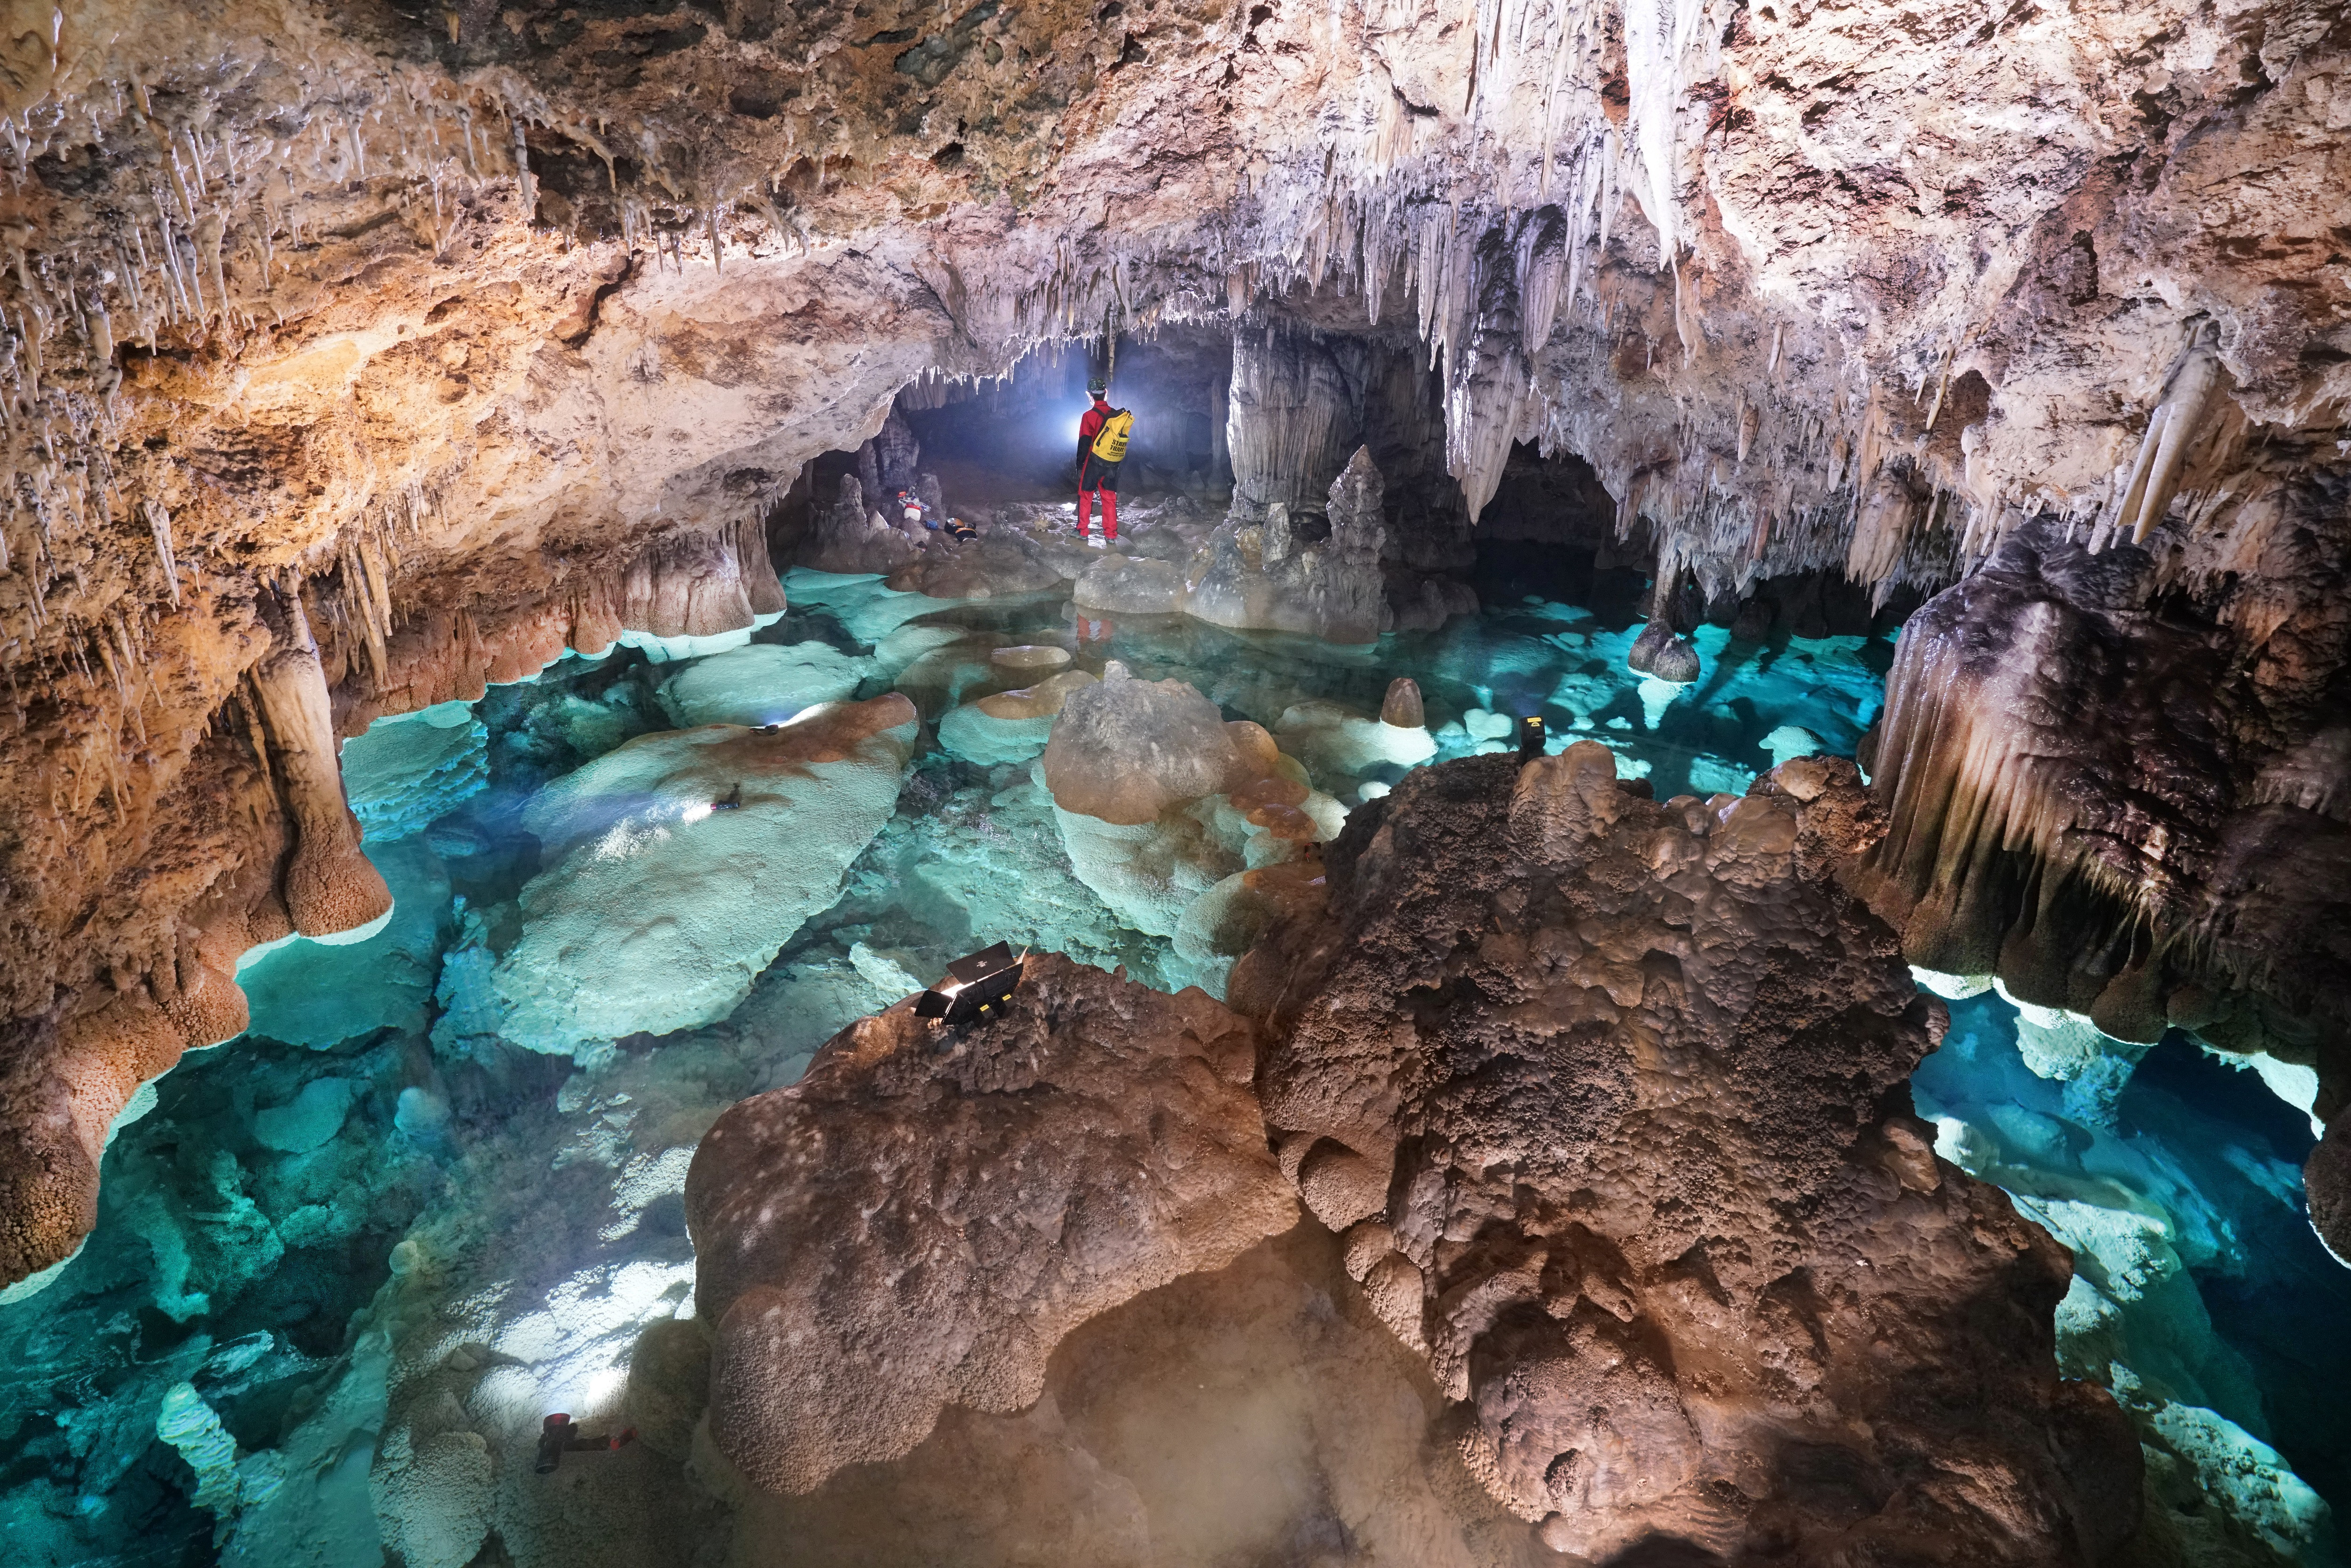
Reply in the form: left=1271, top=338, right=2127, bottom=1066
left=1516, top=208, right=1566, bottom=357
left=144, top=497, right=177, bottom=606
left=2110, top=345, right=2224, bottom=546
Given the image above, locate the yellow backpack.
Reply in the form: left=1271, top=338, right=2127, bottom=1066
left=1091, top=408, right=1133, bottom=463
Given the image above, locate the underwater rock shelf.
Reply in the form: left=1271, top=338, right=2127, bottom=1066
left=0, top=572, right=2339, bottom=1566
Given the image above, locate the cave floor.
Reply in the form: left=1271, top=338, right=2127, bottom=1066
left=0, top=570, right=2337, bottom=1567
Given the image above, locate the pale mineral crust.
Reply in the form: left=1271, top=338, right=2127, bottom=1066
left=1233, top=746, right=2142, bottom=1563
left=681, top=951, right=1299, bottom=1494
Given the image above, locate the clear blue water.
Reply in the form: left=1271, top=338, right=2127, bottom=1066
left=0, top=575, right=2334, bottom=1565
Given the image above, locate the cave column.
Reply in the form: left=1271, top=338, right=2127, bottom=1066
left=1226, top=331, right=1362, bottom=520
left=1209, top=373, right=1231, bottom=491
left=249, top=583, right=394, bottom=938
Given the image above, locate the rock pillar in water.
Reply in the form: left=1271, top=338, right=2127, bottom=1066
left=1232, top=749, right=2145, bottom=1562
left=1380, top=677, right=1424, bottom=729
left=1226, top=332, right=1362, bottom=518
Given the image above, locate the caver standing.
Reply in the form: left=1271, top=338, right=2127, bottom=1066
left=1075, top=376, right=1132, bottom=548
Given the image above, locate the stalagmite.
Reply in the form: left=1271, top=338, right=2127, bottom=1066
left=246, top=582, right=393, bottom=938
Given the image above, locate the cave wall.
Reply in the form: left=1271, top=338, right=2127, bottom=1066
left=0, top=0, right=2343, bottom=1278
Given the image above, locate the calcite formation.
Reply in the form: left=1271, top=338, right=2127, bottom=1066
left=1230, top=747, right=2143, bottom=1561
left=682, top=952, right=1298, bottom=1494
left=1188, top=446, right=1396, bottom=643
left=0, top=10, right=2343, bottom=1558
left=0, top=0, right=2342, bottom=1286
left=1854, top=512, right=2351, bottom=1257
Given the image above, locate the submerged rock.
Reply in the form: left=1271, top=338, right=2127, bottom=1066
left=1272, top=698, right=1437, bottom=787
left=490, top=697, right=917, bottom=1056
left=684, top=953, right=1298, bottom=1494
left=655, top=641, right=868, bottom=728
left=339, top=706, right=489, bottom=844
left=990, top=644, right=1070, bottom=673
left=936, top=670, right=1097, bottom=765
left=1041, top=663, right=1238, bottom=826
left=1072, top=552, right=1187, bottom=615
left=238, top=841, right=452, bottom=1049
left=1231, top=747, right=2142, bottom=1563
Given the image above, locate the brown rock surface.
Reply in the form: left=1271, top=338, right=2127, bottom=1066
left=1233, top=746, right=2141, bottom=1563
left=682, top=952, right=1299, bottom=1494
left=1852, top=511, right=2351, bottom=1254
left=1040, top=663, right=1240, bottom=825
left=734, top=1223, right=1553, bottom=1568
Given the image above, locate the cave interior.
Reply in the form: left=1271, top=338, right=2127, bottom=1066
left=0, top=0, right=2347, bottom=1565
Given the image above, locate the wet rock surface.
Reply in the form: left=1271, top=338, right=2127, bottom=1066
left=734, top=1222, right=1551, bottom=1568
left=1853, top=513, right=2351, bottom=1256
left=683, top=952, right=1298, bottom=1494
left=1233, top=747, right=2140, bottom=1562
left=491, top=696, right=919, bottom=1057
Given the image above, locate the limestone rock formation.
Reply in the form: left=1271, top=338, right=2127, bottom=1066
left=936, top=669, right=1097, bottom=765
left=1381, top=676, right=1426, bottom=729
left=338, top=704, right=490, bottom=844
left=249, top=585, right=394, bottom=940
left=683, top=953, right=1299, bottom=1493
left=1231, top=747, right=2142, bottom=1562
left=1851, top=514, right=2351, bottom=1254
left=1041, top=664, right=1240, bottom=826
left=1271, top=698, right=1439, bottom=794
left=731, top=1223, right=1554, bottom=1568
left=1186, top=448, right=1396, bottom=644
left=800, top=474, right=922, bottom=576
left=1625, top=621, right=1702, bottom=684
left=654, top=640, right=868, bottom=729
left=1073, top=552, right=1188, bottom=615
left=490, top=696, right=918, bottom=1056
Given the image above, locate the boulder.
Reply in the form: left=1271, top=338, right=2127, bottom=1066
left=729, top=1225, right=1548, bottom=1568
left=684, top=953, right=1298, bottom=1493
left=1625, top=620, right=1701, bottom=682
left=1234, top=747, right=2143, bottom=1563
left=1041, top=663, right=1238, bottom=826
